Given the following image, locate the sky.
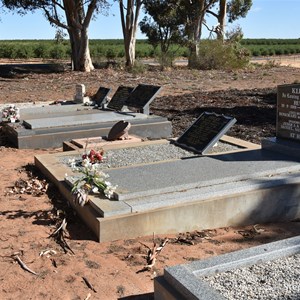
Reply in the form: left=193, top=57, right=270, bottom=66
left=0, top=0, right=299, bottom=40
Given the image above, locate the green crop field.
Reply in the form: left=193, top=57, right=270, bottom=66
left=0, top=39, right=299, bottom=60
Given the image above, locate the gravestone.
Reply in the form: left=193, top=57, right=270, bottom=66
left=94, top=87, right=111, bottom=107
left=107, top=86, right=134, bottom=111
left=277, top=84, right=300, bottom=141
left=175, top=112, right=236, bottom=154
left=125, top=84, right=162, bottom=114
left=107, top=120, right=131, bottom=141
left=74, top=84, right=90, bottom=104
left=262, top=84, right=300, bottom=158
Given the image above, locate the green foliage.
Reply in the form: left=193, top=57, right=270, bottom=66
left=139, top=0, right=185, bottom=69
left=127, top=61, right=147, bottom=74
left=49, top=44, right=67, bottom=59
left=227, top=0, right=253, bottom=23
left=192, top=39, right=250, bottom=70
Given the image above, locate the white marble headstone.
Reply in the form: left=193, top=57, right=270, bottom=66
left=74, top=84, right=90, bottom=104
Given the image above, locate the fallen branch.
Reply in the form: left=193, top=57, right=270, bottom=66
left=13, top=255, right=38, bottom=276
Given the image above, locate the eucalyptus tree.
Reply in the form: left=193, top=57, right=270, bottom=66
left=207, top=0, right=253, bottom=40
left=139, top=0, right=185, bottom=68
left=2, top=0, right=110, bottom=72
left=119, top=0, right=142, bottom=68
left=181, top=0, right=217, bottom=66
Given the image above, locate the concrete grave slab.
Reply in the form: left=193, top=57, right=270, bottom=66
left=4, top=105, right=172, bottom=148
left=154, top=235, right=300, bottom=299
left=35, top=136, right=300, bottom=242
left=64, top=134, right=144, bottom=151
left=106, top=149, right=300, bottom=201
left=23, top=111, right=144, bottom=130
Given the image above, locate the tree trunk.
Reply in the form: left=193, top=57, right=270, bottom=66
left=120, top=0, right=141, bottom=68
left=188, top=0, right=205, bottom=68
left=125, top=36, right=136, bottom=68
left=63, top=0, right=95, bottom=72
left=217, top=0, right=227, bottom=40
left=68, top=28, right=94, bottom=72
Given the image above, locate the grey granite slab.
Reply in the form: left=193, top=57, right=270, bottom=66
left=124, top=170, right=300, bottom=212
left=20, top=103, right=85, bottom=119
left=160, top=235, right=300, bottom=300
left=23, top=111, right=147, bottom=129
left=89, top=196, right=132, bottom=217
left=107, top=149, right=300, bottom=200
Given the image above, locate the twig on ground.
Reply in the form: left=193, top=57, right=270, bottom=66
left=82, top=276, right=97, bottom=293
left=49, top=218, right=74, bottom=254
left=84, top=293, right=91, bottom=300
left=13, top=255, right=38, bottom=276
left=137, top=234, right=169, bottom=273
left=39, top=249, right=57, bottom=257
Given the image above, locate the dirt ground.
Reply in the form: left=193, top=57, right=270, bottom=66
left=1, top=58, right=300, bottom=300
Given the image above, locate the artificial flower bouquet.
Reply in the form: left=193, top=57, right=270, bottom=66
left=1, top=104, right=20, bottom=123
left=65, top=148, right=117, bottom=206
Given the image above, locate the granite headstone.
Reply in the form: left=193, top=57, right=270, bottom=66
left=107, top=86, right=134, bottom=111
left=125, top=84, right=162, bottom=114
left=277, top=84, right=300, bottom=141
left=175, top=112, right=236, bottom=154
left=94, top=87, right=111, bottom=107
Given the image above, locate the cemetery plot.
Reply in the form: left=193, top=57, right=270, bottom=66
left=93, top=86, right=111, bottom=107
left=175, top=112, right=236, bottom=154
left=107, top=86, right=134, bottom=111
left=125, top=84, right=162, bottom=114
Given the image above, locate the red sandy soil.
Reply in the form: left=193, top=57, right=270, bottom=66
left=0, top=59, right=300, bottom=299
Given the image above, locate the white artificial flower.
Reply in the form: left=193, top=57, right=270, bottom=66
left=92, top=186, right=99, bottom=193
left=68, top=158, right=76, bottom=169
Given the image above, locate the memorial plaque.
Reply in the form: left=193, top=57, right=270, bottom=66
left=107, top=120, right=131, bottom=141
left=107, top=86, right=134, bottom=111
left=175, top=112, right=236, bottom=154
left=125, top=84, right=162, bottom=112
left=277, top=84, right=300, bottom=141
left=93, top=87, right=111, bottom=107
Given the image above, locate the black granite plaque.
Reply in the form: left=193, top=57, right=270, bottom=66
left=175, top=112, right=237, bottom=154
left=277, top=84, right=300, bottom=142
left=93, top=87, right=111, bottom=107
left=125, top=84, right=162, bottom=111
left=107, top=86, right=134, bottom=111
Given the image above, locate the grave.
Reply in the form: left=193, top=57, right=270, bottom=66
left=35, top=121, right=300, bottom=242
left=175, top=112, right=236, bottom=154
left=4, top=83, right=170, bottom=149
left=262, top=83, right=300, bottom=158
left=154, top=235, right=300, bottom=299
left=4, top=100, right=171, bottom=150
left=106, top=86, right=134, bottom=111
left=153, top=85, right=300, bottom=299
